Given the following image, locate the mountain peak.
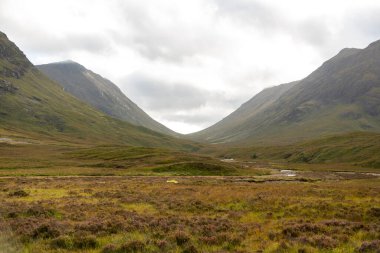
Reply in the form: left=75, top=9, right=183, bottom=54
left=334, top=47, right=361, bottom=60
left=0, top=31, right=8, bottom=39
left=367, top=39, right=380, bottom=49
left=50, top=60, right=83, bottom=67
left=190, top=38, right=380, bottom=144
left=37, top=61, right=177, bottom=136
left=0, top=31, right=33, bottom=78
left=60, top=59, right=79, bottom=64
left=40, top=60, right=86, bottom=72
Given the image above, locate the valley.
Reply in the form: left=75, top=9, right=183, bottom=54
left=0, top=134, right=379, bottom=252
left=0, top=27, right=379, bottom=253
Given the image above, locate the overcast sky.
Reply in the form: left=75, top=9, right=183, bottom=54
left=1, top=0, right=380, bottom=133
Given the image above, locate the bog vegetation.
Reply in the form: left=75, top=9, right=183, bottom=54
left=0, top=176, right=379, bottom=253
left=1, top=30, right=380, bottom=253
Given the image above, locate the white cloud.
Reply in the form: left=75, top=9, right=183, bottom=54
left=1, top=0, right=380, bottom=133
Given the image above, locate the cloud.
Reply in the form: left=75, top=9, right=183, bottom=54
left=0, top=2, right=113, bottom=57
left=214, top=0, right=283, bottom=30
left=346, top=8, right=380, bottom=43
left=123, top=73, right=208, bottom=111
left=122, top=72, right=243, bottom=129
left=24, top=32, right=110, bottom=55
left=110, top=1, right=225, bottom=63
left=165, top=113, right=220, bottom=124
left=294, top=19, right=332, bottom=47
left=1, top=0, right=380, bottom=133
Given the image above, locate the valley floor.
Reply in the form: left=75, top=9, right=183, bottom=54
left=0, top=175, right=379, bottom=253
left=0, top=142, right=379, bottom=252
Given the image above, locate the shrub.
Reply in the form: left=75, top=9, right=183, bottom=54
left=7, top=212, right=18, bottom=218
left=299, top=235, right=338, bottom=249
left=223, top=235, right=243, bottom=251
left=32, top=224, right=60, bottom=239
left=199, top=236, right=219, bottom=245
left=268, top=231, right=276, bottom=240
left=282, top=222, right=323, bottom=238
left=174, top=231, right=190, bottom=246
left=119, top=240, right=146, bottom=252
left=8, top=189, right=28, bottom=197
left=229, top=236, right=242, bottom=246
left=357, top=240, right=380, bottom=252
left=278, top=241, right=289, bottom=250
left=26, top=205, right=56, bottom=217
left=101, top=241, right=146, bottom=253
left=155, top=239, right=168, bottom=250
left=73, top=235, right=98, bottom=249
left=367, top=207, right=380, bottom=218
left=102, top=244, right=118, bottom=253
left=182, top=245, right=198, bottom=253
left=50, top=236, right=73, bottom=249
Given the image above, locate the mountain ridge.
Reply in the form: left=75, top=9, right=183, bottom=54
left=189, top=39, right=380, bottom=144
left=0, top=31, right=194, bottom=150
left=37, top=60, right=178, bottom=136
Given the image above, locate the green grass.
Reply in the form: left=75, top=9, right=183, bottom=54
left=0, top=143, right=270, bottom=176
left=1, top=132, right=380, bottom=177
left=205, top=132, right=380, bottom=171
left=0, top=32, right=199, bottom=150
left=152, top=162, right=237, bottom=176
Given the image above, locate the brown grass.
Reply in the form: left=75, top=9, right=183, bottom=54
left=0, top=176, right=378, bottom=252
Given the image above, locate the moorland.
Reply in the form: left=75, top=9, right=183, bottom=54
left=0, top=31, right=379, bottom=253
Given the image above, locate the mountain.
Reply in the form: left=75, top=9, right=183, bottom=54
left=0, top=31, right=194, bottom=149
left=190, top=40, right=380, bottom=145
left=37, top=61, right=176, bottom=136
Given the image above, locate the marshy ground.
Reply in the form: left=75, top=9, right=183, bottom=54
left=0, top=143, right=379, bottom=252
left=1, top=175, right=379, bottom=253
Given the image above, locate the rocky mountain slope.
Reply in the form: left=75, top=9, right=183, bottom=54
left=0, top=31, right=193, bottom=149
left=37, top=61, right=176, bottom=136
left=190, top=40, right=380, bottom=144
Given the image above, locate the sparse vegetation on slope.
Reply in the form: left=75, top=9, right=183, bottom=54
left=0, top=31, right=193, bottom=149
left=0, top=143, right=266, bottom=176
left=190, top=41, right=380, bottom=145
left=37, top=61, right=177, bottom=136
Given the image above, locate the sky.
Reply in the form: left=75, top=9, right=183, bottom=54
left=1, top=0, right=380, bottom=134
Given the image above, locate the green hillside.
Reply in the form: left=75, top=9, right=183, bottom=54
left=37, top=61, right=177, bottom=136
left=0, top=31, right=195, bottom=150
left=190, top=41, right=380, bottom=145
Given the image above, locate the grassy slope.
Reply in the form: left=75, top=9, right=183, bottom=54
left=0, top=32, right=196, bottom=150
left=189, top=43, right=380, bottom=145
left=2, top=132, right=379, bottom=177
left=37, top=61, right=178, bottom=136
left=236, top=103, right=380, bottom=145
left=0, top=143, right=270, bottom=176
left=189, top=81, right=298, bottom=143
left=207, top=132, right=380, bottom=170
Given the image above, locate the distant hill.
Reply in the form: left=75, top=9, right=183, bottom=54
left=0, top=31, right=194, bottom=149
left=190, top=40, right=380, bottom=145
left=37, top=61, right=177, bottom=136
